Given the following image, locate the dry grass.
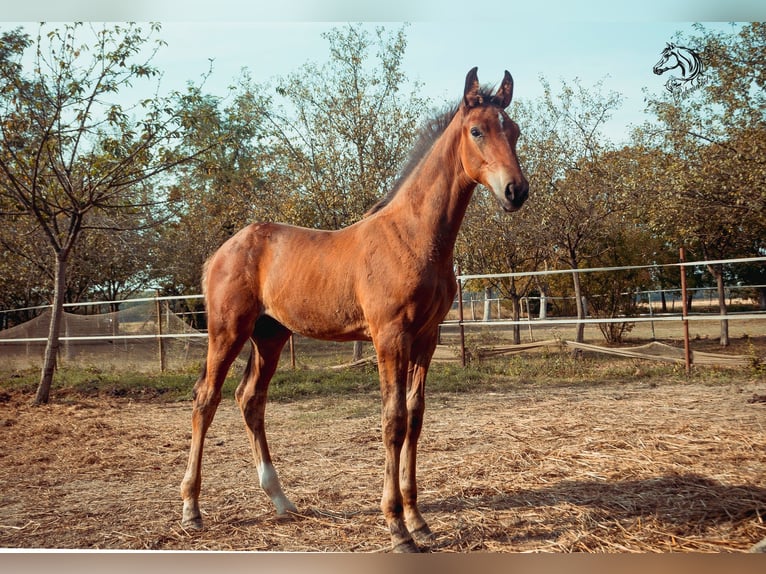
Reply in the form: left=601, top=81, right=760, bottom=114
left=1, top=373, right=765, bottom=552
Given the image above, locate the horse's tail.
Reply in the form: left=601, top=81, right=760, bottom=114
left=234, top=347, right=255, bottom=405
left=201, top=256, right=212, bottom=299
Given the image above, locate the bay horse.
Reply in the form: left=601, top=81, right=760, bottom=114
left=180, top=67, right=529, bottom=552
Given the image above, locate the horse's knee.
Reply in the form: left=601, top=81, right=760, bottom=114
left=381, top=401, right=407, bottom=449
left=379, top=377, right=409, bottom=447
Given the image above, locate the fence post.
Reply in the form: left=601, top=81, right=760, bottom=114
left=679, top=248, right=692, bottom=375
left=457, top=266, right=466, bottom=367
left=647, top=290, right=656, bottom=341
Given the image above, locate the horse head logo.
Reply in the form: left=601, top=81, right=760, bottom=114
left=653, top=43, right=705, bottom=95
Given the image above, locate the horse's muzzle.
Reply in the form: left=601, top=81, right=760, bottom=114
left=503, top=180, right=529, bottom=212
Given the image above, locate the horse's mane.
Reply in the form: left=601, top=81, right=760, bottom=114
left=364, top=85, right=499, bottom=217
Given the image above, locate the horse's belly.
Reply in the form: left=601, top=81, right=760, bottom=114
left=264, top=296, right=371, bottom=342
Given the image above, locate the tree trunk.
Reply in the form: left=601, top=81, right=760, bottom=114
left=35, top=253, right=68, bottom=405
left=572, top=269, right=585, bottom=343
left=352, top=340, right=363, bottom=362
left=511, top=295, right=521, bottom=345
left=711, top=265, right=729, bottom=347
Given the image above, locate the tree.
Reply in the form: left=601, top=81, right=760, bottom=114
left=75, top=209, right=158, bottom=309
left=456, top=188, right=546, bottom=344
left=0, top=23, right=204, bottom=403
left=524, top=78, right=624, bottom=343
left=546, top=145, right=663, bottom=344
left=269, top=23, right=429, bottom=230
left=0, top=182, right=157, bottom=325
left=641, top=22, right=766, bottom=346
left=579, top=222, right=653, bottom=344
left=0, top=216, right=50, bottom=327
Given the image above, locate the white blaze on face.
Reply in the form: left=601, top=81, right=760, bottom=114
left=482, top=111, right=514, bottom=209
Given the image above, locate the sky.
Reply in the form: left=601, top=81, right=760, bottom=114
left=3, top=1, right=764, bottom=144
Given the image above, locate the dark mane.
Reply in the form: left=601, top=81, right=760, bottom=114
left=364, top=86, right=500, bottom=217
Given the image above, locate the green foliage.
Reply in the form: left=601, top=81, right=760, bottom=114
left=637, top=23, right=765, bottom=256
left=630, top=23, right=766, bottom=346
left=270, top=24, right=428, bottom=230
left=580, top=224, right=653, bottom=343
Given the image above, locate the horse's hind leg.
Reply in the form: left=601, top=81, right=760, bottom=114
left=180, top=316, right=253, bottom=529
left=235, top=315, right=297, bottom=517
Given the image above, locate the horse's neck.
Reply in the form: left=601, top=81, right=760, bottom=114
left=379, top=120, right=477, bottom=263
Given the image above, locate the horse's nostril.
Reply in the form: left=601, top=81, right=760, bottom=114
left=506, top=182, right=528, bottom=204
left=507, top=181, right=529, bottom=207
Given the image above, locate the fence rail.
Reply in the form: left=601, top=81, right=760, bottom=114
left=2, top=312, right=765, bottom=344
left=455, top=255, right=766, bottom=281
left=1, top=255, right=764, bottom=372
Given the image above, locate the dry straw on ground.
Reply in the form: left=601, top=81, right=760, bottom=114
left=1, top=373, right=765, bottom=552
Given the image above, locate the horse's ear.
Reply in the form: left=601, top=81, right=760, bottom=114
left=493, top=70, right=514, bottom=108
left=463, top=67, right=482, bottom=108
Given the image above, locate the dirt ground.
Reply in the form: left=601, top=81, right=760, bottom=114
left=1, top=377, right=765, bottom=553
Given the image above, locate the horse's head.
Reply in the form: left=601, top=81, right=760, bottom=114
left=458, top=67, right=529, bottom=213
left=653, top=43, right=680, bottom=75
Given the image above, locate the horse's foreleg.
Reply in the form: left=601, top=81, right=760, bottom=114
left=236, top=327, right=297, bottom=518
left=400, top=335, right=437, bottom=544
left=375, top=330, right=418, bottom=552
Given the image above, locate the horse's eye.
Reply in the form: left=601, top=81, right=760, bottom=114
left=470, top=127, right=482, bottom=138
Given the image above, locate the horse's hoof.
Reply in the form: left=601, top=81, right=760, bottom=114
left=273, top=498, right=299, bottom=519
left=411, top=525, right=435, bottom=545
left=392, top=539, right=421, bottom=553
left=181, top=517, right=203, bottom=531
left=274, top=510, right=299, bottom=522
